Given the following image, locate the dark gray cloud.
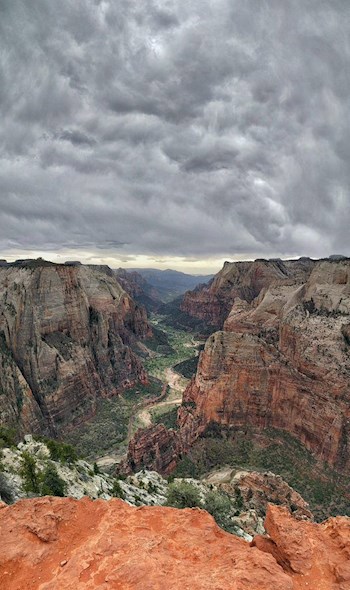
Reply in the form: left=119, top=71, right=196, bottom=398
left=0, top=0, right=350, bottom=269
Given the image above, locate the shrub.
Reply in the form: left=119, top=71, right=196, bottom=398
left=111, top=479, right=125, bottom=499
left=45, top=439, right=77, bottom=464
left=20, top=451, right=40, bottom=494
left=172, top=456, right=199, bottom=479
left=0, top=427, right=17, bottom=449
left=234, top=486, right=244, bottom=510
left=40, top=463, right=66, bottom=497
left=204, top=490, right=234, bottom=532
left=165, top=481, right=202, bottom=509
left=147, top=481, right=158, bottom=494
left=154, top=407, right=179, bottom=430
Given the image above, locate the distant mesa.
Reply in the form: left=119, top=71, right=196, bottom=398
left=64, top=260, right=82, bottom=266
left=329, top=254, right=348, bottom=261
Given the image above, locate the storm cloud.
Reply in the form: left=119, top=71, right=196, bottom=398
left=0, top=0, right=349, bottom=270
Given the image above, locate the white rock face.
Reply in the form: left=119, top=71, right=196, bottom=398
left=0, top=438, right=170, bottom=506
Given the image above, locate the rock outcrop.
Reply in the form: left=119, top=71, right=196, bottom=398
left=0, top=262, right=150, bottom=436
left=178, top=259, right=350, bottom=472
left=125, top=424, right=179, bottom=475
left=0, top=497, right=349, bottom=590
left=206, top=468, right=312, bottom=523
left=179, top=257, right=315, bottom=330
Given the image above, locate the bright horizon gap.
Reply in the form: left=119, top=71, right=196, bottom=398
left=0, top=249, right=324, bottom=275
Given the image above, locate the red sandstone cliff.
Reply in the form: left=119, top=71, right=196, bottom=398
left=125, top=424, right=179, bottom=475
left=0, top=497, right=349, bottom=590
left=180, top=257, right=315, bottom=329
left=0, top=263, right=151, bottom=436
left=179, top=259, right=350, bottom=472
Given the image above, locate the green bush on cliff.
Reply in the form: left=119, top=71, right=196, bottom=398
left=40, top=462, right=66, bottom=497
left=204, top=490, right=234, bottom=533
left=111, top=479, right=125, bottom=499
left=0, top=427, right=17, bottom=449
left=45, top=439, right=78, bottom=464
left=165, top=481, right=202, bottom=509
left=20, top=451, right=40, bottom=494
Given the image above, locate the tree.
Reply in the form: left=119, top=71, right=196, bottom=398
left=204, top=490, right=234, bottom=533
left=20, top=451, right=40, bottom=494
left=111, top=479, right=125, bottom=499
left=165, top=481, right=202, bottom=509
left=40, top=462, right=66, bottom=497
left=45, top=439, right=77, bottom=464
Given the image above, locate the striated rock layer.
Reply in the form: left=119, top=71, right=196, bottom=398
left=176, top=259, right=350, bottom=473
left=127, top=259, right=350, bottom=475
left=219, top=469, right=313, bottom=522
left=0, top=497, right=349, bottom=590
left=125, top=423, right=179, bottom=475
left=180, top=257, right=316, bottom=330
left=0, top=262, right=150, bottom=436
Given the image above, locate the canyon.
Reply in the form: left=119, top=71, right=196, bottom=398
left=1, top=257, right=350, bottom=589
left=0, top=261, right=150, bottom=437
left=127, top=258, right=350, bottom=479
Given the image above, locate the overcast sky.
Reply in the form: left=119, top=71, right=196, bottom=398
left=0, top=0, right=349, bottom=273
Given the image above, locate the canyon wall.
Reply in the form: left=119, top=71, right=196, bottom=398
left=127, top=258, right=350, bottom=476
left=0, top=262, right=150, bottom=436
left=179, top=259, right=350, bottom=471
left=180, top=257, right=316, bottom=329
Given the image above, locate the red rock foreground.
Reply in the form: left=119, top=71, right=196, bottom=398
left=0, top=498, right=349, bottom=590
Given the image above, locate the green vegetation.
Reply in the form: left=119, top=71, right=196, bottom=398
left=66, top=397, right=132, bottom=458
left=144, top=326, right=174, bottom=355
left=173, top=356, right=199, bottom=378
left=41, top=463, right=66, bottom=496
left=161, top=300, right=216, bottom=335
left=63, top=316, right=199, bottom=460
left=65, top=379, right=163, bottom=459
left=145, top=315, right=201, bottom=380
left=165, top=481, right=237, bottom=533
left=165, top=481, right=201, bottom=509
left=44, top=439, right=78, bottom=464
left=20, top=451, right=40, bottom=494
left=204, top=490, right=236, bottom=532
left=153, top=407, right=179, bottom=430
left=111, top=479, right=125, bottom=499
left=303, top=299, right=348, bottom=318
left=0, top=427, right=17, bottom=449
left=172, top=426, right=350, bottom=521
left=122, top=379, right=163, bottom=402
